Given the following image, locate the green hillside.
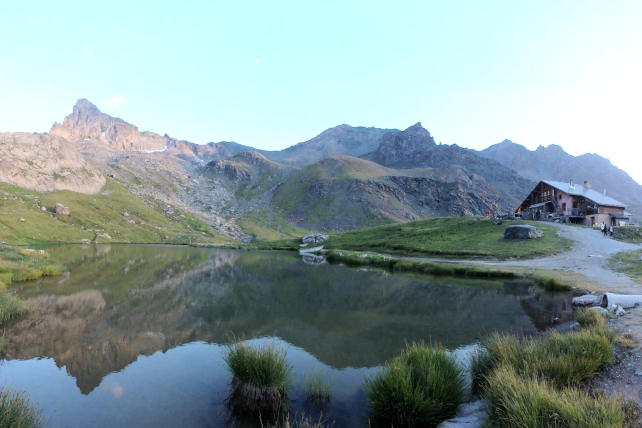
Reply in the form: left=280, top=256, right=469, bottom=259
left=0, top=181, right=230, bottom=245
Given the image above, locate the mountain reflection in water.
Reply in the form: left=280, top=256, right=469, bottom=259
left=1, top=245, right=572, bottom=427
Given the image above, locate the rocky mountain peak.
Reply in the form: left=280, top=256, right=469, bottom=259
left=367, top=122, right=436, bottom=167
left=50, top=99, right=168, bottom=152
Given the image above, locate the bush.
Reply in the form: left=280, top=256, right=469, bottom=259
left=0, top=388, right=41, bottom=428
left=485, top=365, right=625, bottom=428
left=365, top=343, right=464, bottom=427
left=481, top=328, right=613, bottom=388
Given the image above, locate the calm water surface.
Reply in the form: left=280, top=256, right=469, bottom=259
left=0, top=245, right=572, bottom=427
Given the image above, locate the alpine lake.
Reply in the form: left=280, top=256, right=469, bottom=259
left=0, top=245, right=574, bottom=427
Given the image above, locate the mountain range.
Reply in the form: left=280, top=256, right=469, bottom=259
left=1, top=99, right=640, bottom=241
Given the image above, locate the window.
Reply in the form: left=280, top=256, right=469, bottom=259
left=562, top=202, right=566, bottom=211
left=559, top=194, right=562, bottom=200
left=572, top=200, right=578, bottom=209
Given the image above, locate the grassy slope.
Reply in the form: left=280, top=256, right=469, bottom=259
left=320, top=217, right=571, bottom=260
left=0, top=181, right=230, bottom=245
left=613, top=226, right=642, bottom=244
left=608, top=249, right=642, bottom=282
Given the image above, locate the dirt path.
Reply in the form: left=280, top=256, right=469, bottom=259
left=414, top=223, right=642, bottom=412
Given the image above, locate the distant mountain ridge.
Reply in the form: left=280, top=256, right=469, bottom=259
left=1, top=98, right=639, bottom=241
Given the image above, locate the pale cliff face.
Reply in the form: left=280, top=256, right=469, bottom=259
left=0, top=132, right=105, bottom=193
left=50, top=99, right=169, bottom=152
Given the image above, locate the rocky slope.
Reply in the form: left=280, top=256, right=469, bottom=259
left=480, top=140, right=642, bottom=219
left=261, top=124, right=397, bottom=166
left=365, top=123, right=535, bottom=208
left=0, top=132, right=105, bottom=193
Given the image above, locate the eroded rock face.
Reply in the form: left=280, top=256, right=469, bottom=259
left=0, top=132, right=105, bottom=194
left=50, top=99, right=169, bottom=153
left=504, top=225, right=543, bottom=239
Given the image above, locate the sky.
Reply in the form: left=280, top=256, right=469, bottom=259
left=1, top=1, right=641, bottom=182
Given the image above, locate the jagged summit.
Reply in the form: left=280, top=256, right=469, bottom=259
left=50, top=99, right=168, bottom=152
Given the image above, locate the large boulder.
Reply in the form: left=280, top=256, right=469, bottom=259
left=302, top=233, right=329, bottom=245
left=55, top=203, right=70, bottom=216
left=504, top=225, right=542, bottom=239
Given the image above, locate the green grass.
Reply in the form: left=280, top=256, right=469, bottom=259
left=0, top=388, right=41, bottom=428
left=484, top=365, right=625, bottom=428
left=323, top=217, right=571, bottom=260
left=0, top=246, right=64, bottom=286
left=0, top=293, right=23, bottom=326
left=608, top=249, right=642, bottom=282
left=0, top=181, right=229, bottom=245
left=324, top=250, right=518, bottom=279
left=533, top=276, right=573, bottom=291
left=303, top=371, right=331, bottom=404
left=225, top=342, right=292, bottom=389
left=365, top=342, right=464, bottom=428
left=475, top=327, right=613, bottom=390
left=575, top=308, right=607, bottom=328
left=612, top=226, right=642, bottom=244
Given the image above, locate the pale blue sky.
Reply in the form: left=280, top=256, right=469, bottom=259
left=1, top=1, right=641, bottom=182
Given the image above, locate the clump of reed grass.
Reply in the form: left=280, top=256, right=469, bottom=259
left=303, top=371, right=331, bottom=404
left=575, top=308, right=607, bottom=328
left=224, top=341, right=292, bottom=413
left=0, top=292, right=24, bottom=326
left=479, top=327, right=613, bottom=389
left=0, top=388, right=42, bottom=428
left=263, top=412, right=334, bottom=428
left=365, top=342, right=464, bottom=427
left=484, top=365, right=625, bottom=428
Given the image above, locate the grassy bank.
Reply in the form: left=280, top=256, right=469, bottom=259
left=0, top=246, right=64, bottom=288
left=0, top=388, right=41, bottom=428
left=608, top=249, right=642, bottom=282
left=323, top=249, right=572, bottom=290
left=0, top=181, right=229, bottom=245
left=323, top=217, right=570, bottom=260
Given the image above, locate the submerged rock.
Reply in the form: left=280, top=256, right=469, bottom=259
left=504, top=225, right=542, bottom=239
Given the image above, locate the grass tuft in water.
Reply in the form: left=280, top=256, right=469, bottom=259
left=224, top=341, right=292, bottom=414
left=365, top=342, right=464, bottom=427
left=0, top=292, right=24, bottom=326
left=303, top=371, right=331, bottom=404
left=263, top=412, right=334, bottom=428
left=485, top=365, right=625, bottom=428
left=0, top=388, right=42, bottom=428
left=533, top=276, right=573, bottom=291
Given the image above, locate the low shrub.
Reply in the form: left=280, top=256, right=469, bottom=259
left=0, top=388, right=42, bottom=428
left=485, top=365, right=625, bottom=428
left=365, top=342, right=464, bottom=427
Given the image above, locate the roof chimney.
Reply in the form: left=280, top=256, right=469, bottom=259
left=569, top=179, right=574, bottom=189
left=584, top=180, right=590, bottom=189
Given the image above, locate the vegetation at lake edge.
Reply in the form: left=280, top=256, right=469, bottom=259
left=303, top=372, right=331, bottom=404
left=224, top=342, right=292, bottom=413
left=608, top=249, right=642, bottom=282
left=0, top=388, right=42, bottom=428
left=365, top=343, right=464, bottom=427
left=256, top=217, right=572, bottom=260
left=322, top=249, right=573, bottom=290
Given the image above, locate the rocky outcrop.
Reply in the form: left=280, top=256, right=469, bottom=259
left=504, top=225, right=543, bottom=239
left=55, top=203, right=70, bottom=215
left=302, top=233, right=329, bottom=245
left=0, top=132, right=105, bottom=194
left=50, top=99, right=169, bottom=152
